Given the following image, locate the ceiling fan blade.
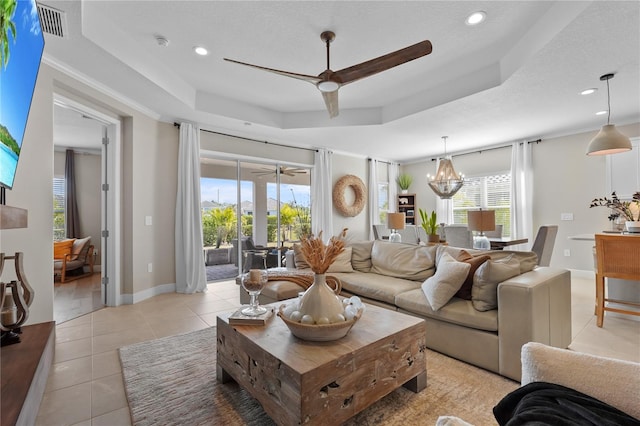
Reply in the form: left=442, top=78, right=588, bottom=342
left=224, top=58, right=322, bottom=85
left=322, top=91, right=339, bottom=118
left=332, top=40, right=432, bottom=85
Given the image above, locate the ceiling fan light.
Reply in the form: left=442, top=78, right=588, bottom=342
left=586, top=124, right=632, bottom=156
left=317, top=80, right=339, bottom=92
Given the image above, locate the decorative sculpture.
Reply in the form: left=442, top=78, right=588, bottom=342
left=1, top=253, right=35, bottom=346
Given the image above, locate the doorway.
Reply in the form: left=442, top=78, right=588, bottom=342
left=52, top=95, right=122, bottom=322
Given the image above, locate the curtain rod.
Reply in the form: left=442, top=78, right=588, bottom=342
left=429, top=138, right=541, bottom=161
left=173, top=122, right=318, bottom=153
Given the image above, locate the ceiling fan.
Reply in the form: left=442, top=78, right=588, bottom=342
left=224, top=31, right=432, bottom=118
left=252, top=166, right=308, bottom=177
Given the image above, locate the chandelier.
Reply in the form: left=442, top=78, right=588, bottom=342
left=427, top=136, right=464, bottom=199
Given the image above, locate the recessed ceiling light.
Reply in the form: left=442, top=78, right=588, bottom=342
left=465, top=11, right=486, bottom=26
left=194, top=46, right=208, bottom=56
left=595, top=110, right=608, bottom=116
left=581, top=88, right=597, bottom=95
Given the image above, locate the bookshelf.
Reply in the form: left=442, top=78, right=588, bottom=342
left=397, top=193, right=416, bottom=225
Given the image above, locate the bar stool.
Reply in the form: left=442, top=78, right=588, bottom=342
left=594, top=233, right=640, bottom=327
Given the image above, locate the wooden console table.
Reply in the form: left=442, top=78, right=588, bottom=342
left=1, top=322, right=55, bottom=426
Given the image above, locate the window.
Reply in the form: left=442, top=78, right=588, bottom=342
left=53, top=177, right=65, bottom=240
left=452, top=173, right=511, bottom=236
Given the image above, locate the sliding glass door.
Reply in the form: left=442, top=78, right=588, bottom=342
left=200, top=157, right=311, bottom=280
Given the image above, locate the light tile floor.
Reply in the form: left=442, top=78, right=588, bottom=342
left=35, top=277, right=639, bottom=425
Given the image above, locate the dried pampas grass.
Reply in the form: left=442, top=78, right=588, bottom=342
left=300, top=228, right=348, bottom=274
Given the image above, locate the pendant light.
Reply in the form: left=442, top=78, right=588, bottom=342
left=427, top=136, right=464, bottom=199
left=586, top=73, right=632, bottom=156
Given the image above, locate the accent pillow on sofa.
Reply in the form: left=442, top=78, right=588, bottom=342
left=327, top=247, right=354, bottom=273
left=54, top=239, right=76, bottom=259
left=472, top=255, right=520, bottom=311
left=421, top=252, right=470, bottom=311
left=455, top=250, right=491, bottom=300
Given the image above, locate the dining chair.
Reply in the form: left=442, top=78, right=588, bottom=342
left=372, top=224, right=390, bottom=240
left=484, top=224, right=503, bottom=238
left=443, top=225, right=473, bottom=248
left=531, top=225, right=558, bottom=266
left=594, top=234, right=640, bottom=327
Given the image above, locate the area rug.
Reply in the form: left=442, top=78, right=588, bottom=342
left=119, top=327, right=518, bottom=426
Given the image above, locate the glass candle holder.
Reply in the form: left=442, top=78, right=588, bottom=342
left=241, top=269, right=268, bottom=316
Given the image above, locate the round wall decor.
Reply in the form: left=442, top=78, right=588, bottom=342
left=333, top=175, right=367, bottom=217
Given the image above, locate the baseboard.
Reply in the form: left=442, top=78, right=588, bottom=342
left=120, top=282, right=177, bottom=305
left=569, top=269, right=594, bottom=279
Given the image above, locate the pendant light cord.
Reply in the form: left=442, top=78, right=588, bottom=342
left=606, top=77, right=611, bottom=125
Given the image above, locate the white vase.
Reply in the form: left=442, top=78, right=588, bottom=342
left=298, top=274, right=344, bottom=322
left=401, top=189, right=409, bottom=194
left=625, top=221, right=640, bottom=233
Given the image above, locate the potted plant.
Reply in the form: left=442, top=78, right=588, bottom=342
left=396, top=174, right=413, bottom=194
left=419, top=209, right=440, bottom=243
left=590, top=191, right=640, bottom=232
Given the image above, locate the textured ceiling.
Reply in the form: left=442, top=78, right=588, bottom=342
left=46, top=1, right=640, bottom=162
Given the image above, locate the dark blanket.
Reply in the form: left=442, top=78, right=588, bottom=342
left=493, top=382, right=640, bottom=426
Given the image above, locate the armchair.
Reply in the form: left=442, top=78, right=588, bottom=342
left=54, top=237, right=95, bottom=283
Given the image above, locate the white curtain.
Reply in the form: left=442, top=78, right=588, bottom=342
left=434, top=159, right=455, bottom=224
left=388, top=162, right=399, bottom=213
left=175, top=122, right=207, bottom=293
left=311, top=149, right=333, bottom=237
left=510, top=141, right=533, bottom=249
left=368, top=159, right=379, bottom=240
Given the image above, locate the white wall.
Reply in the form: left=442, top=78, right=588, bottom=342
left=0, top=65, right=55, bottom=324
left=331, top=153, right=369, bottom=240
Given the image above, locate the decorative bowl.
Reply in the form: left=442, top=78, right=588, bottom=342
left=277, top=304, right=363, bottom=342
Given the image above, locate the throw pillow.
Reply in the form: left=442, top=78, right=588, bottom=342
left=71, top=237, right=91, bottom=261
left=292, top=243, right=310, bottom=269
left=472, top=255, right=520, bottom=311
left=455, top=250, right=491, bottom=300
left=53, top=239, right=75, bottom=260
left=421, top=252, right=470, bottom=311
left=327, top=247, right=354, bottom=273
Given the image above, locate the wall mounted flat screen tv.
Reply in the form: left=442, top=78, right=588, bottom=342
left=0, top=0, right=45, bottom=190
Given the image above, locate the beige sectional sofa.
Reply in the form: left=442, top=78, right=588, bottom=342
left=241, top=239, right=572, bottom=381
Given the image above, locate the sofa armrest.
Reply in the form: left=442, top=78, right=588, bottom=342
left=497, top=267, right=572, bottom=381
left=521, top=342, right=640, bottom=419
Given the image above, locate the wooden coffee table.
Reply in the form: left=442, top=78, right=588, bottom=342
left=216, top=302, right=427, bottom=425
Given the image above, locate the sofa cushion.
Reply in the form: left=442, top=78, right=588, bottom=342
left=472, top=255, right=521, bottom=311
left=455, top=250, right=491, bottom=300
left=54, top=239, right=75, bottom=259
left=370, top=240, right=436, bottom=281
left=395, top=288, right=498, bottom=332
left=292, top=243, right=310, bottom=269
left=422, top=252, right=470, bottom=311
left=348, top=240, right=373, bottom=272
left=485, top=250, right=538, bottom=274
left=327, top=247, right=354, bottom=273
left=436, top=245, right=537, bottom=275
left=332, top=271, right=422, bottom=305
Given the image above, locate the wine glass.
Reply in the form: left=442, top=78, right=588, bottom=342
left=241, top=269, right=268, bottom=316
